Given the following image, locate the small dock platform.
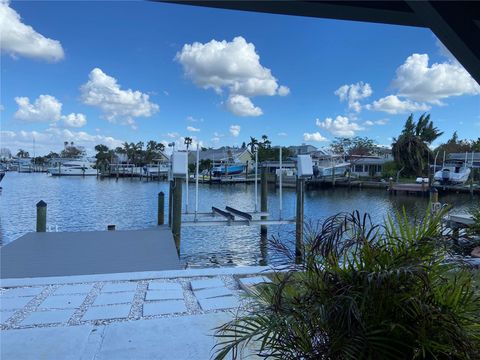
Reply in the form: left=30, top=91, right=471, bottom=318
left=0, top=228, right=182, bottom=279
left=390, top=183, right=430, bottom=195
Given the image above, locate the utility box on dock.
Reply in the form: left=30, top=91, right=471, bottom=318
left=171, top=151, right=188, bottom=178
left=297, top=155, right=313, bottom=178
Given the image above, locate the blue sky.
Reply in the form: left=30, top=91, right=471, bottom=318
left=1, top=1, right=479, bottom=156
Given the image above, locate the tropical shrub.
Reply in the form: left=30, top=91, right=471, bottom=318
left=381, top=160, right=398, bottom=179
left=214, top=210, right=480, bottom=359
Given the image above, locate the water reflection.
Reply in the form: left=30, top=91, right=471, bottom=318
left=1, top=172, right=477, bottom=267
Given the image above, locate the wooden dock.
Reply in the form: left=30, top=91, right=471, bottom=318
left=390, top=183, right=430, bottom=195
left=0, top=228, right=182, bottom=279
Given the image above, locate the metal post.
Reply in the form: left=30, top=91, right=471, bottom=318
left=279, top=146, right=283, bottom=219
left=172, top=177, right=183, bottom=253
left=185, top=148, right=189, bottom=213
left=36, top=200, right=47, bottom=232
left=254, top=148, right=258, bottom=212
left=261, top=166, right=268, bottom=237
left=195, top=144, right=199, bottom=221
left=295, top=178, right=305, bottom=263
left=158, top=191, right=165, bottom=225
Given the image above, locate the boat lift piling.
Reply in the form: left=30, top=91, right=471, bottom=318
left=167, top=148, right=311, bottom=260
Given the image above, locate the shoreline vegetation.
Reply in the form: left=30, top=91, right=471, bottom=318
left=2, top=113, right=479, bottom=183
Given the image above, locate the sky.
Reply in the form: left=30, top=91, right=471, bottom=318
left=1, top=1, right=479, bottom=156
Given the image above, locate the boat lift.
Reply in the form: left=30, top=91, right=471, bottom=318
left=178, top=144, right=308, bottom=227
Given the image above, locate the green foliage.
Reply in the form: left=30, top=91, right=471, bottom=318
left=60, top=143, right=84, bottom=158
left=392, top=113, right=443, bottom=177
left=214, top=210, right=480, bottom=360
left=381, top=161, right=398, bottom=178
left=435, top=132, right=477, bottom=154
left=16, top=149, right=30, bottom=158
left=330, top=136, right=378, bottom=156
left=258, top=147, right=292, bottom=162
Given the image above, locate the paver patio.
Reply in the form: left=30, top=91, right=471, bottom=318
left=1, top=266, right=271, bottom=359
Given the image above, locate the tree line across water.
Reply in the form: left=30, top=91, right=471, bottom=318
left=13, top=113, right=480, bottom=178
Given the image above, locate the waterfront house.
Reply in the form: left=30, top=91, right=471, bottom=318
left=288, top=143, right=317, bottom=155
left=188, top=147, right=253, bottom=166
left=448, top=152, right=480, bottom=168
left=349, top=154, right=393, bottom=177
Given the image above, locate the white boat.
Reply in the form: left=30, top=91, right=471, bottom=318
left=313, top=157, right=350, bottom=177
left=143, top=163, right=170, bottom=176
left=434, top=163, right=471, bottom=184
left=48, top=160, right=97, bottom=176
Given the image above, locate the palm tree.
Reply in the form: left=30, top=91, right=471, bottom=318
left=158, top=143, right=165, bottom=152
left=261, top=134, right=271, bottom=149
left=184, top=137, right=193, bottom=151
left=247, top=137, right=259, bottom=153
left=16, top=149, right=29, bottom=158
left=392, top=113, right=443, bottom=176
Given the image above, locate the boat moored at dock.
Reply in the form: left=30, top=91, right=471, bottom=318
left=48, top=160, right=97, bottom=176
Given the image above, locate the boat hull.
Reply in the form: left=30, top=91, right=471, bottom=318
left=48, top=168, right=97, bottom=176
left=212, top=165, right=245, bottom=176
left=434, top=167, right=471, bottom=184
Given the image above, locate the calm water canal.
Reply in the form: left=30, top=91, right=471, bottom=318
left=1, top=172, right=477, bottom=267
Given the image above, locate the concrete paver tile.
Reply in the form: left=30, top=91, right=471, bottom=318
left=93, top=292, right=135, bottom=306
left=101, top=283, right=137, bottom=293
left=194, top=287, right=233, bottom=300
left=82, top=304, right=131, bottom=321
left=1, top=287, right=44, bottom=298
left=190, top=279, right=224, bottom=290
left=145, top=289, right=183, bottom=301
left=198, top=296, right=240, bottom=311
left=54, top=284, right=94, bottom=295
left=1, top=296, right=34, bottom=310
left=143, top=300, right=186, bottom=316
left=40, top=294, right=86, bottom=309
left=148, top=282, right=182, bottom=291
left=21, top=309, right=76, bottom=326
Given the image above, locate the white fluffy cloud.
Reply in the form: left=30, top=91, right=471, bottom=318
left=80, top=68, right=159, bottom=127
left=225, top=95, right=263, bottom=117
left=366, top=95, right=431, bottom=114
left=229, top=124, right=241, bottom=137
left=391, top=53, right=480, bottom=103
left=303, top=132, right=327, bottom=142
left=316, top=115, right=364, bottom=137
left=0, top=1, right=64, bottom=62
left=364, top=119, right=388, bottom=126
left=61, top=113, right=87, bottom=128
left=0, top=128, right=123, bottom=155
left=176, top=36, right=289, bottom=116
left=14, top=95, right=62, bottom=122
left=186, top=126, right=200, bottom=132
left=334, top=82, right=372, bottom=112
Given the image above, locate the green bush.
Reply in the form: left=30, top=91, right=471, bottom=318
left=214, top=210, right=480, bottom=359
left=381, top=160, right=398, bottom=179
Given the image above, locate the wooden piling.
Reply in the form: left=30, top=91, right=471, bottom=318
left=295, top=178, right=305, bottom=263
left=158, top=191, right=165, bottom=225
left=260, top=166, right=268, bottom=237
left=172, top=178, right=183, bottom=252
left=36, top=200, right=47, bottom=232
left=168, top=180, right=173, bottom=227
left=430, top=187, right=439, bottom=203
